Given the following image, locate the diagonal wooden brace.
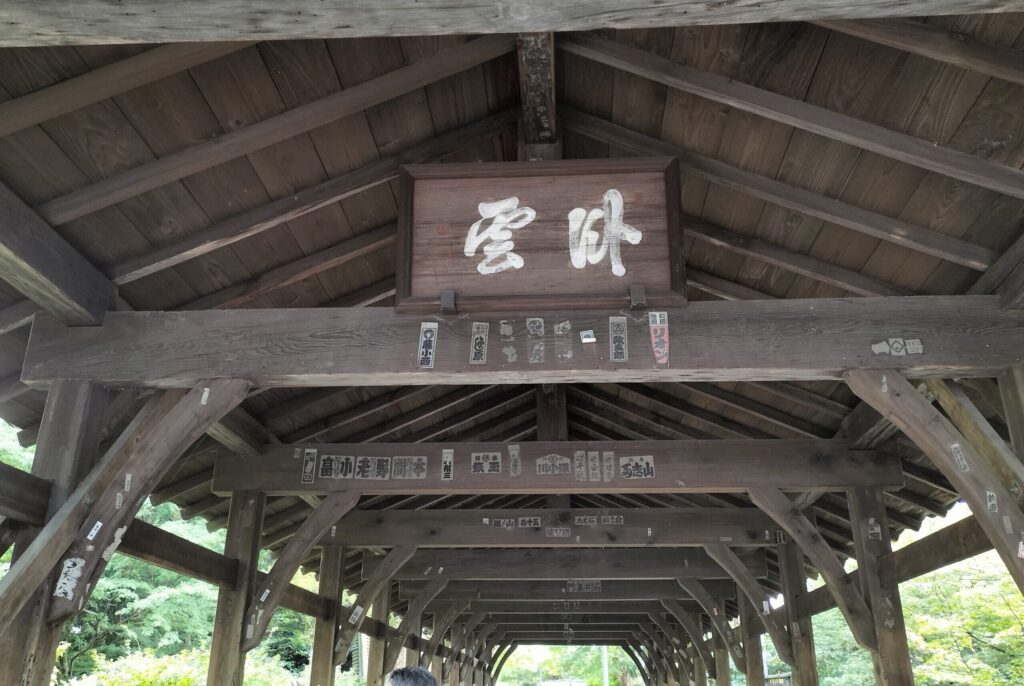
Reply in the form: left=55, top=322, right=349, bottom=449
left=706, top=542, right=795, bottom=665
left=748, top=486, right=878, bottom=652
left=420, top=599, right=470, bottom=668
left=660, top=598, right=717, bottom=680
left=240, top=490, right=359, bottom=651
left=383, top=575, right=448, bottom=672
left=677, top=576, right=745, bottom=673
left=333, top=545, right=417, bottom=665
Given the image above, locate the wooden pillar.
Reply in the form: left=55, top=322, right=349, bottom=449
left=207, top=491, right=266, bottom=686
left=310, top=545, right=345, bottom=686
left=848, top=488, right=913, bottom=686
left=1000, top=365, right=1024, bottom=457
left=689, top=643, right=707, bottom=686
left=0, top=380, right=106, bottom=686
left=740, top=595, right=765, bottom=686
left=367, top=586, right=391, bottom=686
left=778, top=540, right=819, bottom=686
left=713, top=635, right=730, bottom=686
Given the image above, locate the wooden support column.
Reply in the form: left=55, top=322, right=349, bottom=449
left=661, top=600, right=717, bottom=680
left=422, top=600, right=469, bottom=668
left=677, top=578, right=744, bottom=673
left=778, top=541, right=819, bottom=686
left=689, top=643, right=708, bottom=686
left=0, top=380, right=106, bottom=686
left=740, top=595, right=765, bottom=686
left=999, top=366, right=1024, bottom=457
left=848, top=488, right=913, bottom=686
left=207, top=491, right=266, bottom=686
left=310, top=544, right=345, bottom=686
left=713, top=635, right=731, bottom=686
left=516, top=32, right=560, bottom=161
left=366, top=586, right=391, bottom=686
left=848, top=369, right=1024, bottom=593
left=384, top=577, right=448, bottom=672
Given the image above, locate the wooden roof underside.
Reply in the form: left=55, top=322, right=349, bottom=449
left=1, top=14, right=1022, bottom=616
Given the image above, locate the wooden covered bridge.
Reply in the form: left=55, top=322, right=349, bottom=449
left=0, top=1, right=1023, bottom=685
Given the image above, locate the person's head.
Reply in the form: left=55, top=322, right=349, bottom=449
left=386, top=666, right=438, bottom=686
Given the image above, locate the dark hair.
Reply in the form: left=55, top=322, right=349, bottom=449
left=387, top=666, right=439, bottom=686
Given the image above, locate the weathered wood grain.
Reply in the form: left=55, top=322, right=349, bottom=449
left=676, top=577, right=745, bottom=673
left=0, top=182, right=115, bottom=325
left=34, top=36, right=515, bottom=225
left=211, top=439, right=900, bottom=496
left=561, top=34, right=1024, bottom=200
left=22, top=297, right=1024, bottom=387
left=1, top=1, right=1019, bottom=47
left=411, top=579, right=735, bottom=603
left=327, top=507, right=780, bottom=547
left=0, top=463, right=50, bottom=526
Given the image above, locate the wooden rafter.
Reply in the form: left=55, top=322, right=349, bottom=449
left=560, top=35, right=1024, bottom=200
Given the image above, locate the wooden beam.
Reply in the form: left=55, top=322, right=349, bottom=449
left=333, top=546, right=417, bottom=665
left=46, top=379, right=251, bottom=622
left=0, top=43, right=252, bottom=138
left=740, top=595, right=766, bottom=686
left=26, top=297, right=1024, bottom=388
left=704, top=543, right=794, bottom=666
left=0, top=299, right=38, bottom=335
left=926, top=379, right=1024, bottom=500
left=676, top=578, right=745, bottom=673
left=36, top=36, right=515, bottom=226
left=207, top=492, right=265, bottom=686
left=383, top=577, right=448, bottom=673
left=328, top=507, right=781, bottom=547
left=450, top=600, right=710, bottom=616
left=815, top=18, right=1024, bottom=87
left=0, top=182, right=116, bottom=325
left=364, top=548, right=768, bottom=580
left=777, top=541, right=820, bottom=686
left=969, top=230, right=1024, bottom=296
left=563, top=108, right=997, bottom=271
left=1000, top=260, right=1024, bottom=309
left=1000, top=366, right=1024, bottom=455
left=748, top=488, right=877, bottom=652
left=516, top=33, right=559, bottom=161
left=2, top=1, right=1019, bottom=47
left=310, top=545, right=344, bottom=686
left=420, top=601, right=470, bottom=669
left=0, top=463, right=50, bottom=526
left=241, top=492, right=359, bottom=651
left=211, top=440, right=900, bottom=496
left=560, top=35, right=1024, bottom=200
left=847, top=488, right=913, bottom=686
left=660, top=600, right=716, bottom=680
left=848, top=369, right=1024, bottom=594
left=687, top=268, right=776, bottom=301
left=409, top=579, right=736, bottom=603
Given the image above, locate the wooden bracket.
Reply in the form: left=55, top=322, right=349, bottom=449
left=629, top=284, right=648, bottom=310
left=420, top=599, right=470, bottom=668
left=705, top=542, right=795, bottom=666
left=443, top=612, right=485, bottom=680
left=748, top=486, right=878, bottom=652
left=676, top=577, right=745, bottom=674
left=383, top=576, right=449, bottom=672
left=240, top=490, right=359, bottom=652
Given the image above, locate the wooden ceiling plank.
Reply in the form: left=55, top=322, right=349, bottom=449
left=23, top=296, right=1024, bottom=388
left=35, top=36, right=516, bottom=226
left=0, top=42, right=253, bottom=138
left=179, top=223, right=396, bottom=311
left=687, top=269, right=776, bottom=301
left=0, top=182, right=116, bottom=325
left=745, top=382, right=850, bottom=423
left=560, top=35, right=1024, bottom=200
left=324, top=278, right=396, bottom=308
left=815, top=19, right=1024, bottom=87
left=679, top=383, right=832, bottom=438
left=106, top=108, right=517, bottom=285
left=688, top=219, right=908, bottom=297
left=284, top=386, right=439, bottom=444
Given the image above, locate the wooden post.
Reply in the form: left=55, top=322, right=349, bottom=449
left=0, top=380, right=106, bottom=686
left=310, top=544, right=345, bottom=686
left=740, top=595, right=765, bottom=686
left=689, top=643, right=707, bottom=686
left=778, top=541, right=819, bottom=686
left=848, top=488, right=913, bottom=686
left=1000, top=365, right=1024, bottom=457
left=405, top=612, right=422, bottom=666
left=207, top=491, right=266, bottom=686
left=713, top=635, right=731, bottom=686
left=366, top=586, right=391, bottom=686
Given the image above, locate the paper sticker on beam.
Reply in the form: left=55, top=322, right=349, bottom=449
left=325, top=507, right=781, bottom=547
left=22, top=296, right=1024, bottom=388
left=211, top=440, right=901, bottom=495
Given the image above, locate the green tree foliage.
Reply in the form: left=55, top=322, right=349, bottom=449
left=498, top=645, right=640, bottom=686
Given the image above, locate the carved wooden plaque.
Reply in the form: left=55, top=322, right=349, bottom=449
left=395, top=158, right=684, bottom=312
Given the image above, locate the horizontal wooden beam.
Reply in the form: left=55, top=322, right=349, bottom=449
left=0, top=463, right=51, bottom=525
left=211, top=440, right=900, bottom=496
left=1, top=1, right=1016, bottom=47
left=404, top=579, right=736, bottom=602
left=561, top=34, right=1024, bottom=200
left=328, top=507, right=781, bottom=547
left=362, top=547, right=768, bottom=580
left=23, top=296, right=1024, bottom=387
left=815, top=19, right=1024, bottom=87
